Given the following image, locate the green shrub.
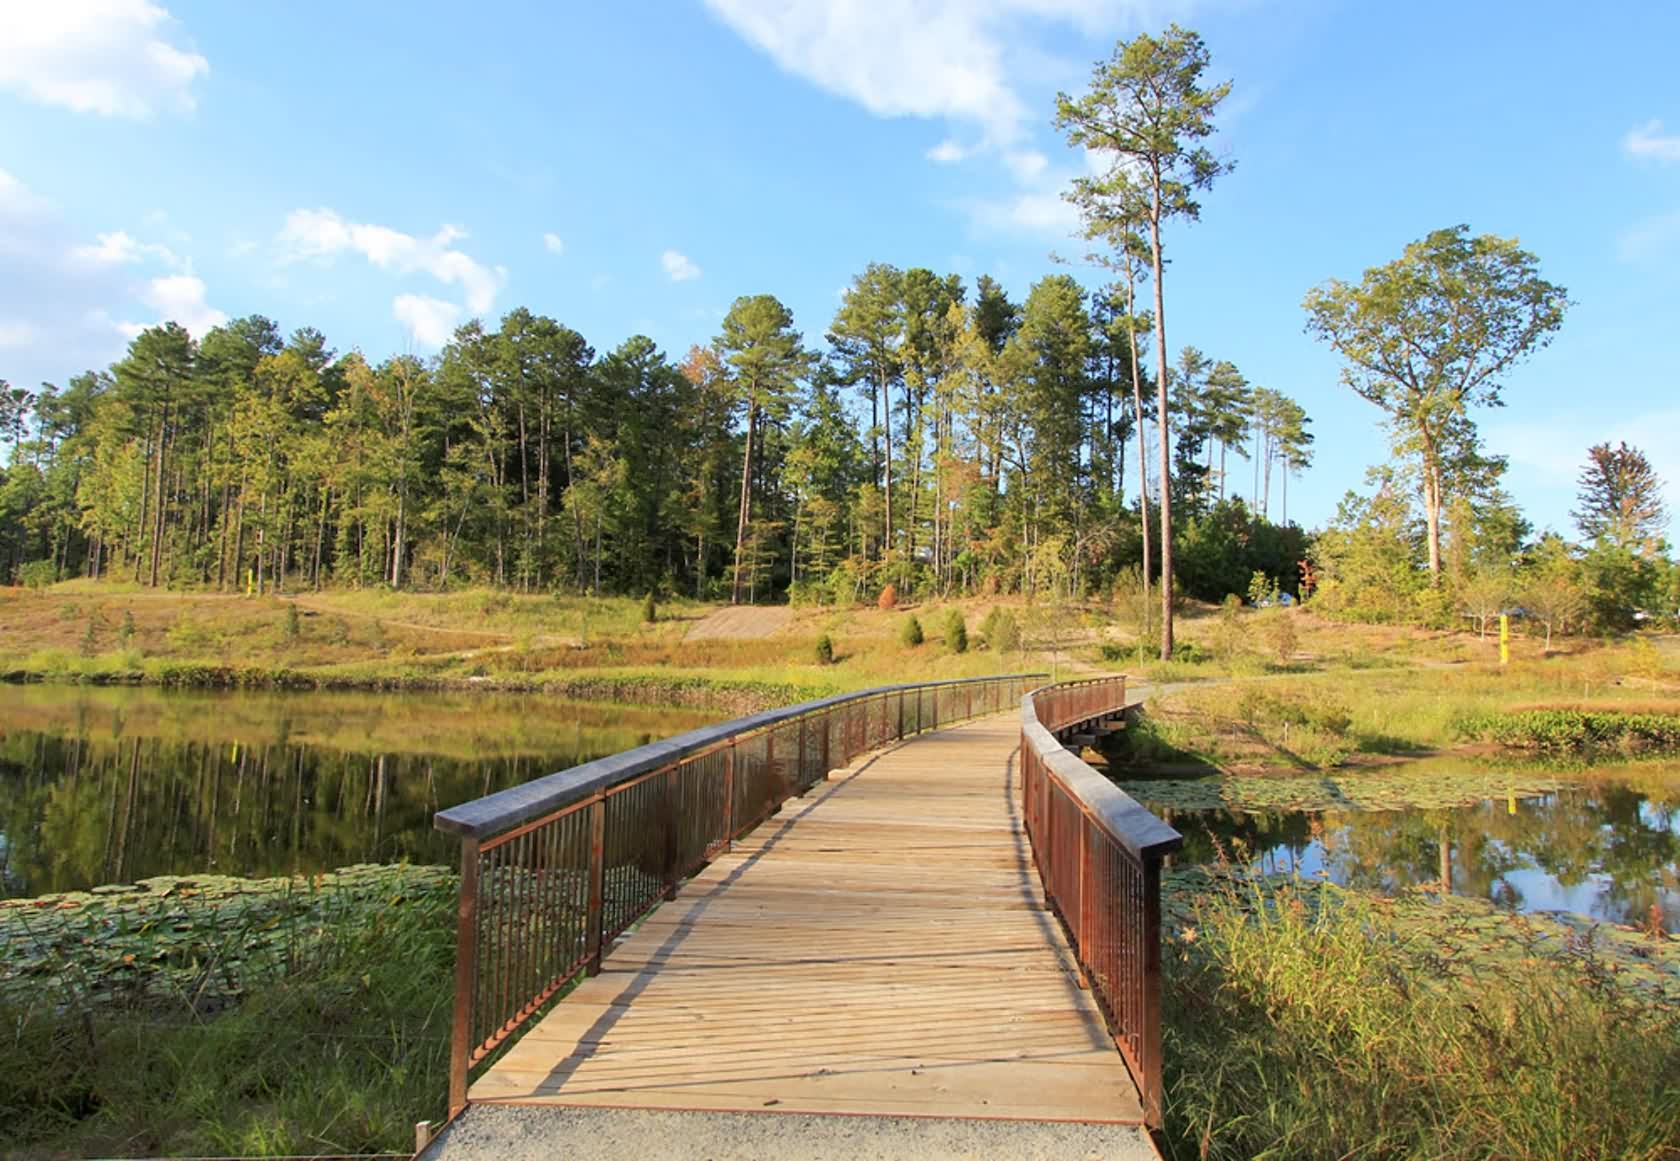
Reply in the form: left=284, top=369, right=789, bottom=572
left=814, top=634, right=835, bottom=665
left=981, top=608, right=1021, bottom=653
left=284, top=602, right=301, bottom=640
left=1456, top=708, right=1680, bottom=753
left=642, top=590, right=658, bottom=623
left=79, top=617, right=99, bottom=658
left=17, top=560, right=56, bottom=589
left=899, top=615, right=924, bottom=647
left=944, top=611, right=968, bottom=654
left=116, top=609, right=136, bottom=648
left=1264, top=607, right=1298, bottom=662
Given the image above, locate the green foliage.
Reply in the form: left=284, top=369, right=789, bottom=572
left=1303, top=225, right=1569, bottom=582
left=1245, top=570, right=1277, bottom=606
left=814, top=633, right=834, bottom=665
left=1456, top=708, right=1680, bottom=753
left=0, top=866, right=456, bottom=1156
left=943, top=611, right=968, bottom=654
left=641, top=590, right=657, bottom=624
left=980, top=608, right=1021, bottom=653
left=1175, top=502, right=1306, bottom=603
left=78, top=617, right=98, bottom=658
left=283, top=602, right=301, bottom=640
left=115, top=609, right=135, bottom=649
left=1162, top=871, right=1680, bottom=1160
left=18, top=560, right=56, bottom=589
left=898, top=614, right=923, bottom=647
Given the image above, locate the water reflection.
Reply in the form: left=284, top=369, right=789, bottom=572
left=0, top=685, right=714, bottom=898
left=1168, top=783, right=1680, bottom=928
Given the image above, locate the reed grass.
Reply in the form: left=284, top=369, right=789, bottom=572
left=1161, top=867, right=1680, bottom=1160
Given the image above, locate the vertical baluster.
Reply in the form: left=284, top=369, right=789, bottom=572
left=585, top=796, right=606, bottom=974
left=448, top=837, right=480, bottom=1117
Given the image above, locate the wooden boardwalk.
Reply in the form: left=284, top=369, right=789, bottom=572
left=472, top=715, right=1146, bottom=1125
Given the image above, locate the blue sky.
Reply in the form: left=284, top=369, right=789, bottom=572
left=1, top=0, right=1676, bottom=536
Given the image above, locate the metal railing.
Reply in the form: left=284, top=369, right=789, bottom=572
left=432, top=672, right=1047, bottom=1116
left=1020, top=675, right=1182, bottom=1128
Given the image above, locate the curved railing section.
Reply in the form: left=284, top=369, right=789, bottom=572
left=1021, top=675, right=1182, bottom=1128
left=433, top=672, right=1048, bottom=1115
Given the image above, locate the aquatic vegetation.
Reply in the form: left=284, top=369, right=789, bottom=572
left=1161, top=867, right=1680, bottom=1160
left=0, top=865, right=456, bottom=1157
left=1457, top=707, right=1680, bottom=753
left=1119, top=767, right=1574, bottom=814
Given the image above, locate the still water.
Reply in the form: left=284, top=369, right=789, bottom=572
left=1160, top=780, right=1680, bottom=929
left=0, top=685, right=714, bottom=898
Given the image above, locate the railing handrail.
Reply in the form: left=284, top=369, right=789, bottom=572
left=1020, top=692, right=1182, bottom=860
left=1019, top=675, right=1180, bottom=1129
left=435, top=673, right=1048, bottom=841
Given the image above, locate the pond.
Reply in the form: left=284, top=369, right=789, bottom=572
left=0, top=685, right=715, bottom=899
left=1120, top=761, right=1680, bottom=929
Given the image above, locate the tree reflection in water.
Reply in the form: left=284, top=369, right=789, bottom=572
left=1170, top=779, right=1680, bottom=928
left=0, top=685, right=714, bottom=898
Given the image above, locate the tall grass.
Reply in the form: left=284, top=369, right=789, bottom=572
left=1162, top=869, right=1680, bottom=1160
left=0, top=867, right=455, bottom=1158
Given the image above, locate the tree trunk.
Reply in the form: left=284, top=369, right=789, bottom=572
left=1150, top=180, right=1175, bottom=660
left=881, top=373, right=893, bottom=568
left=732, top=398, right=756, bottom=605
left=1124, top=269, right=1152, bottom=634
left=148, top=404, right=169, bottom=588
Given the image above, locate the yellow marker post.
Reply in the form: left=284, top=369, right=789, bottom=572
left=246, top=567, right=254, bottom=597
left=1498, top=613, right=1509, bottom=666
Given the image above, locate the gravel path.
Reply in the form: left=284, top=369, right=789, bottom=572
left=422, top=1104, right=1158, bottom=1160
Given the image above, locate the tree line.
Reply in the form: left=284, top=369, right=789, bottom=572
left=0, top=269, right=1311, bottom=612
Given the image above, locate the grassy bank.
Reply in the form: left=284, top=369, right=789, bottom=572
left=1161, top=868, right=1680, bottom=1160
left=0, top=584, right=1046, bottom=705
left=1111, top=644, right=1680, bottom=774
left=0, top=867, right=454, bottom=1158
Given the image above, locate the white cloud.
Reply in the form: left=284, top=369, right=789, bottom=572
left=393, top=293, right=461, bottom=348
left=661, top=249, right=701, bottom=282
left=705, top=1, right=1173, bottom=153
left=0, top=167, right=220, bottom=375
left=1617, top=207, right=1680, bottom=262
left=0, top=320, right=36, bottom=348
left=277, top=209, right=503, bottom=337
left=70, top=230, right=181, bottom=269
left=543, top=232, right=565, bottom=256
left=1004, top=149, right=1049, bottom=181
left=0, top=0, right=208, bottom=118
left=1624, top=118, right=1680, bottom=163
left=120, top=273, right=226, bottom=338
left=277, top=207, right=505, bottom=318
left=967, top=189, right=1079, bottom=235
left=927, top=139, right=971, bottom=164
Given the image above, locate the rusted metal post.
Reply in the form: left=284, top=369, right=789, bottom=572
left=1076, top=815, right=1091, bottom=960
left=448, top=837, right=481, bottom=1117
left=584, top=798, right=606, bottom=975
left=1141, top=853, right=1166, bottom=1128
left=664, top=766, right=680, bottom=898
left=721, top=743, right=735, bottom=846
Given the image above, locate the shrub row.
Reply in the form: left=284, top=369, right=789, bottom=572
left=1456, top=708, right=1680, bottom=752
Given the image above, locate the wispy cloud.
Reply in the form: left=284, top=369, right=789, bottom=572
left=661, top=249, right=701, bottom=282
left=70, top=230, right=182, bottom=269
left=1617, top=207, right=1680, bottom=262
left=1624, top=118, right=1680, bottom=163
left=393, top=294, right=461, bottom=348
left=542, top=232, right=564, bottom=256
left=0, top=0, right=209, bottom=118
